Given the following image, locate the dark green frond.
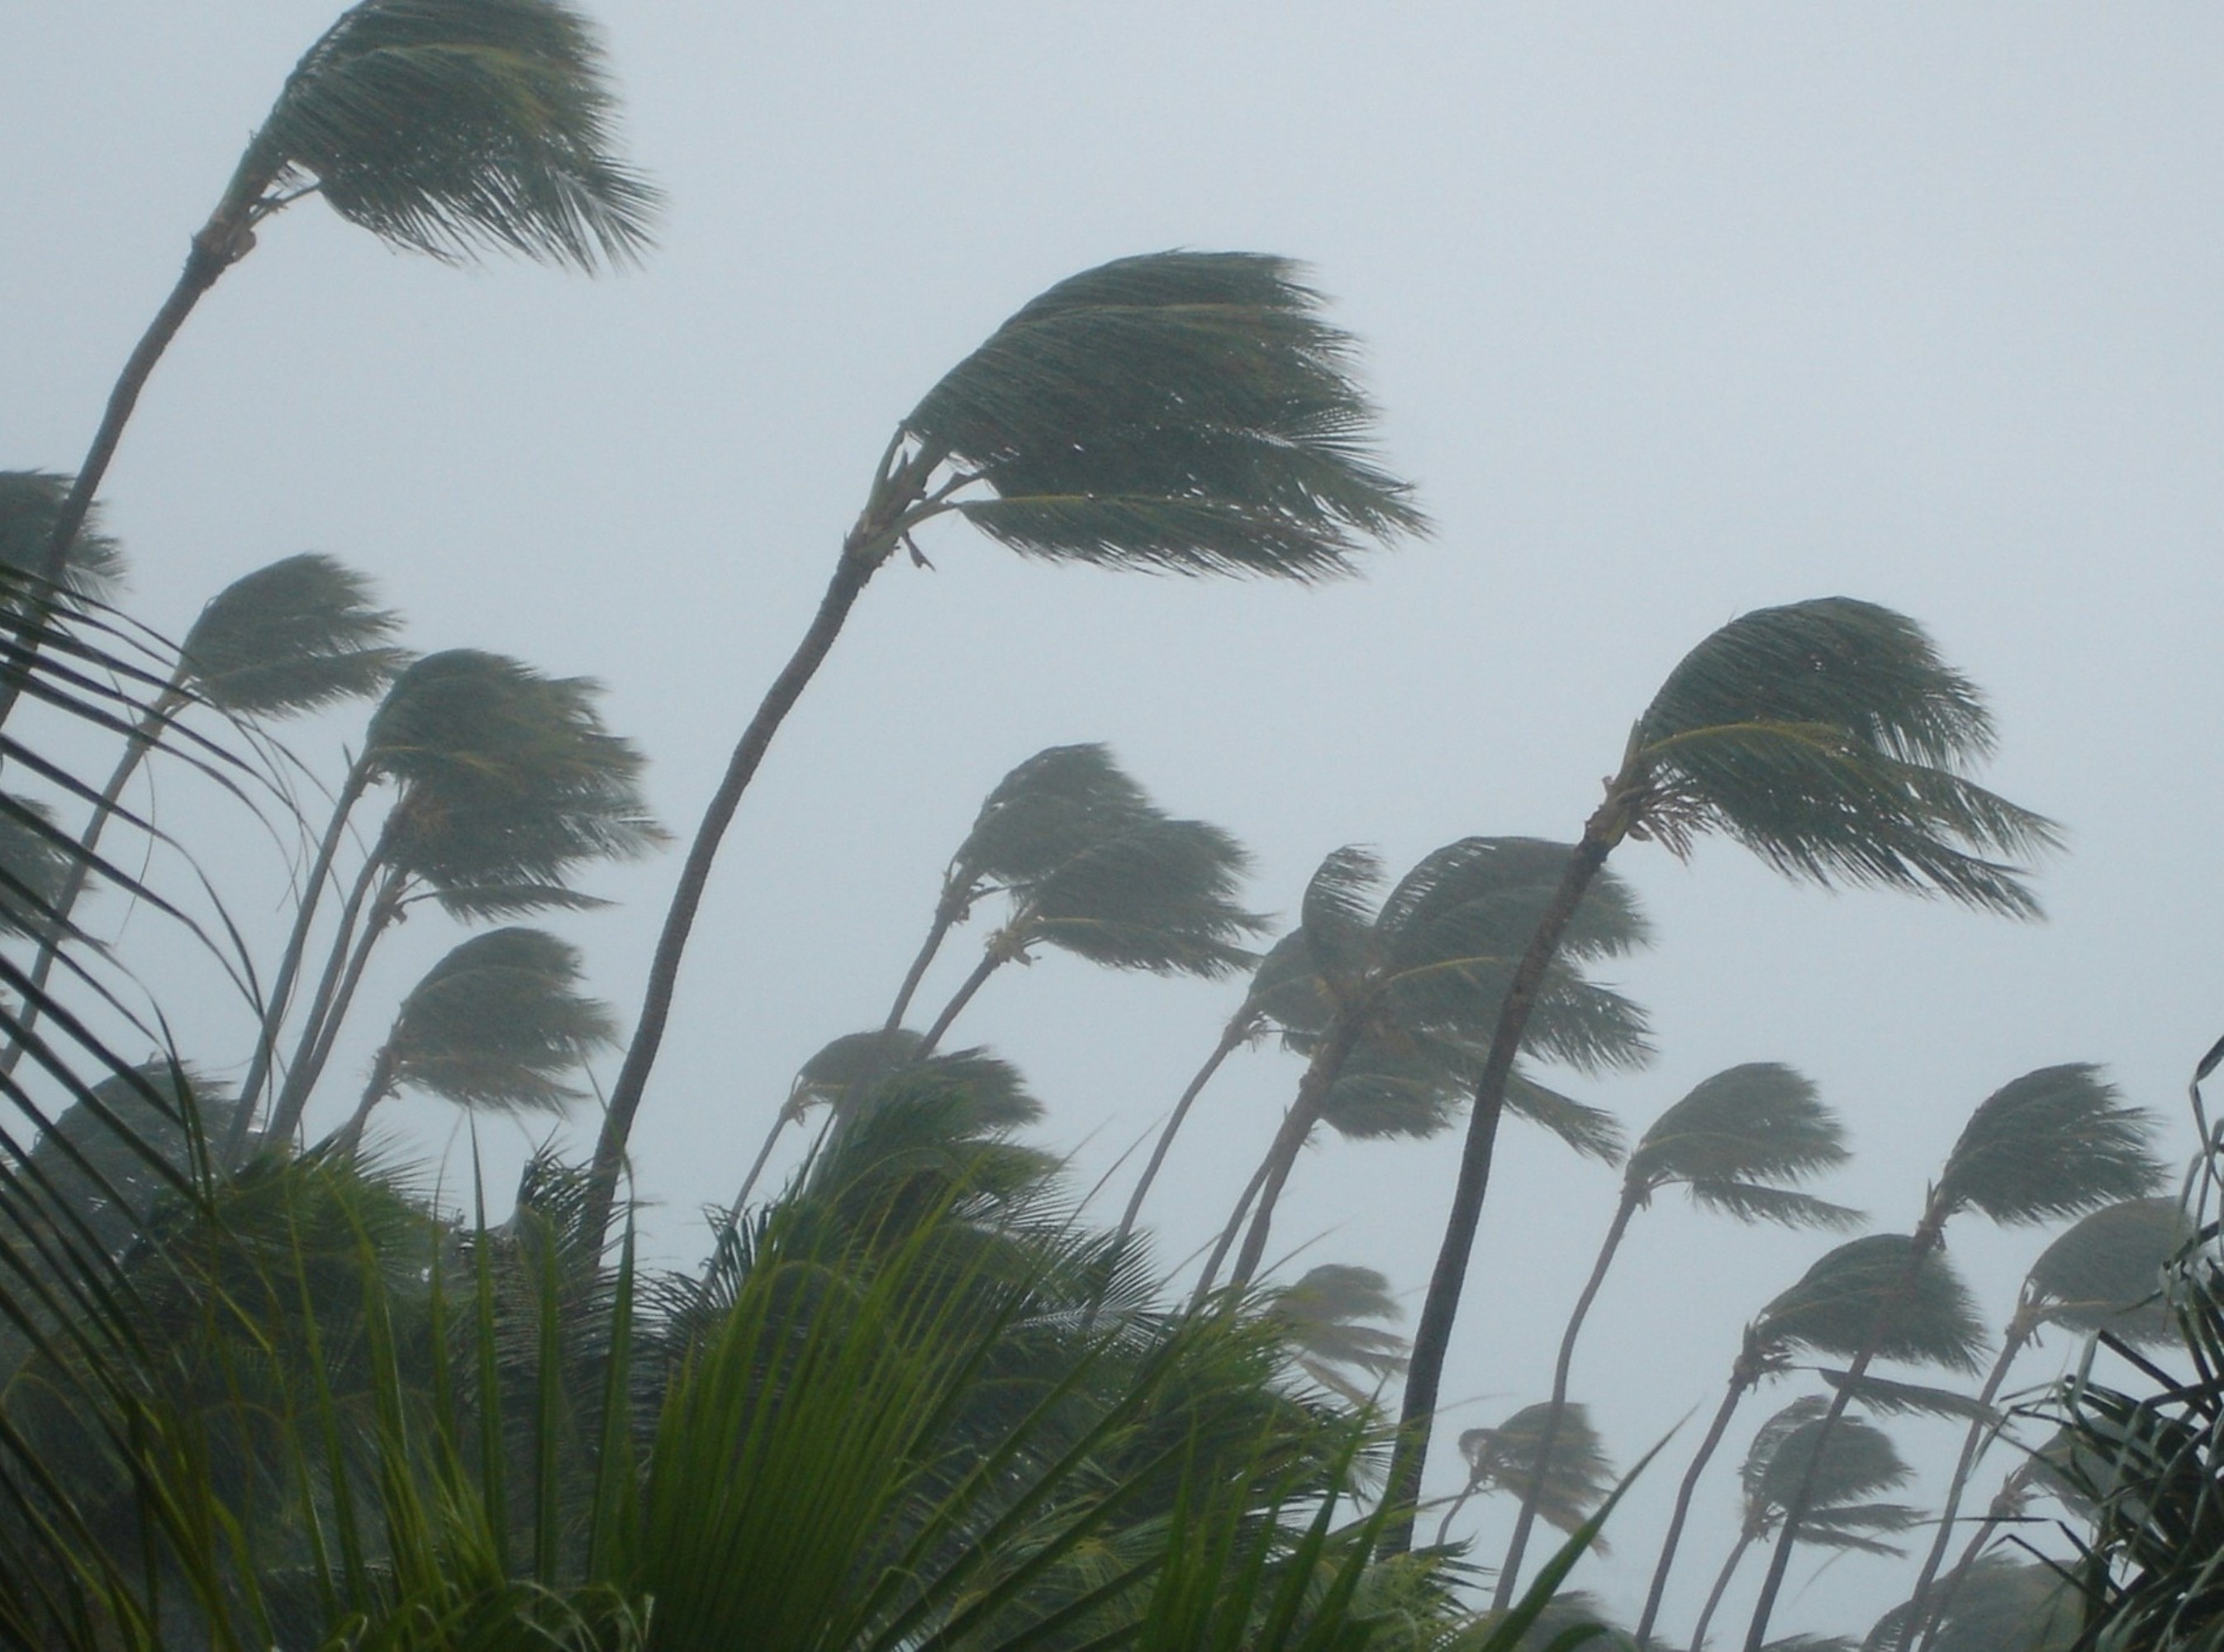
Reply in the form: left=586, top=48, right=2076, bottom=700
left=1024, top=814, right=1266, bottom=978
left=0, top=470, right=126, bottom=605
left=1632, top=599, right=2060, bottom=916
left=249, top=0, right=659, bottom=268
left=1628, top=1063, right=1849, bottom=1194
left=791, top=1030, right=1043, bottom=1134
left=1878, top=1557, right=2080, bottom=1652
left=1755, top=1234, right=1990, bottom=1374
left=179, top=553, right=410, bottom=714
left=905, top=250, right=1425, bottom=579
left=1271, top=1263, right=1410, bottom=1388
left=1458, top=1402, right=1616, bottom=1536
left=1935, top=1063, right=2165, bottom=1226
left=376, top=926, right=616, bottom=1114
left=1315, top=1037, right=1461, bottom=1141
left=425, top=880, right=612, bottom=918
left=2022, top=1195, right=2189, bottom=1344
left=1248, top=929, right=1333, bottom=1036
left=952, top=743, right=1156, bottom=888
left=1298, top=845, right=1386, bottom=995
left=1505, top=1068, right=1628, bottom=1165
left=0, top=795, right=78, bottom=938
left=17, top=1062, right=239, bottom=1256
left=1814, top=1370, right=1999, bottom=1423
left=1685, top=1182, right=1864, bottom=1231
left=1738, top=1401, right=1914, bottom=1548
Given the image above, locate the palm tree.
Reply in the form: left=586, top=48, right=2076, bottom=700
left=1428, top=1401, right=1614, bottom=1551
left=1893, top=1195, right=2188, bottom=1650
left=21, top=0, right=655, bottom=714
left=1688, top=1402, right=1919, bottom=1652
left=1740, top=1066, right=2160, bottom=1651
left=1266, top=1262, right=1410, bottom=1407
left=1224, top=837, right=1652, bottom=1291
left=1388, top=597, right=2061, bottom=1556
left=1635, top=1233, right=1988, bottom=1648
left=1493, top=1065, right=1860, bottom=1608
left=321, top=927, right=616, bottom=1151
left=585, top=249, right=1427, bottom=1249
left=5, top=553, right=408, bottom=1076
left=1870, top=1558, right=2081, bottom=1652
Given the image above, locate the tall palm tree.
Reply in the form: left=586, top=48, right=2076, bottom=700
left=1428, top=1401, right=1614, bottom=1551
left=1225, top=838, right=1651, bottom=1290
left=1688, top=1402, right=1918, bottom=1652
left=6, top=553, right=408, bottom=1075
left=21, top=0, right=655, bottom=713
left=585, top=249, right=1427, bottom=1249
left=1741, top=1066, right=2160, bottom=1651
left=1635, top=1233, right=1988, bottom=1648
left=1892, top=1195, right=2189, bottom=1650
left=1388, top=597, right=2061, bottom=1556
left=1493, top=1065, right=1860, bottom=1608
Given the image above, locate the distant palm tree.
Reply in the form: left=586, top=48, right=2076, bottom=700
left=21, top=0, right=655, bottom=709
left=1224, top=838, right=1651, bottom=1291
left=1870, top=1557, right=2081, bottom=1652
left=1634, top=1233, right=1988, bottom=1648
left=1493, top=1065, right=1860, bottom=1608
left=586, top=249, right=1427, bottom=1248
left=1265, top=1262, right=1410, bottom=1407
left=1389, top=598, right=2061, bottom=1557
left=6, top=553, right=408, bottom=1076
left=1429, top=1401, right=1613, bottom=1551
left=1892, top=1195, right=2189, bottom=1651
left=1688, top=1401, right=1918, bottom=1652
left=1740, top=1066, right=2160, bottom=1651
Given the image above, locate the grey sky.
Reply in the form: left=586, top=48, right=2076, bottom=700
left=8, top=2, right=2223, bottom=1639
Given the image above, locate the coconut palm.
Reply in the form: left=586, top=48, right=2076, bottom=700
left=1635, top=1233, right=1988, bottom=1648
left=1688, top=1402, right=1919, bottom=1652
left=1893, top=1196, right=2189, bottom=1650
left=1870, top=1558, right=2081, bottom=1652
left=21, top=0, right=655, bottom=706
left=1493, top=1065, right=1860, bottom=1608
left=1429, top=1401, right=1614, bottom=1551
left=5, top=553, right=407, bottom=1076
left=1266, top=1262, right=1410, bottom=1407
left=1389, top=598, right=2060, bottom=1556
left=1223, top=838, right=1651, bottom=1291
left=586, top=249, right=1427, bottom=1248
left=1741, top=1066, right=2161, bottom=1651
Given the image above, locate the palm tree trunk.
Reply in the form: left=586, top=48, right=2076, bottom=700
left=1637, top=1358, right=1758, bottom=1647
left=584, top=546, right=890, bottom=1251
left=1381, top=819, right=1618, bottom=1556
left=262, top=847, right=390, bottom=1143
left=1191, top=1151, right=1273, bottom=1308
left=1230, top=1015, right=1365, bottom=1289
left=1494, top=1189, right=1641, bottom=1607
left=321, top=1046, right=398, bottom=1158
left=1431, top=1477, right=1485, bottom=1549
left=885, top=891, right=964, bottom=1032
left=1689, top=1531, right=1757, bottom=1652
left=916, top=949, right=1002, bottom=1058
left=1110, top=1013, right=1253, bottom=1257
left=266, top=866, right=403, bottom=1144
left=728, top=1102, right=799, bottom=1222
left=1894, top=1324, right=2029, bottom=1652
left=221, top=757, right=373, bottom=1163
left=1913, top=1480, right=2020, bottom=1652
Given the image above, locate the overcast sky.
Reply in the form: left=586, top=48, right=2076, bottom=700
left=8, top=3, right=2224, bottom=1640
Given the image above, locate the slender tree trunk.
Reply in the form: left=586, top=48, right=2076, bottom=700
left=1689, top=1532, right=1757, bottom=1652
left=916, top=947, right=1002, bottom=1058
left=728, top=1100, right=799, bottom=1222
left=885, top=892, right=964, bottom=1032
left=1381, top=818, right=1620, bottom=1556
left=1494, top=1189, right=1641, bottom=1607
left=1431, top=1476, right=1485, bottom=1549
left=1894, top=1323, right=2029, bottom=1652
left=221, top=757, right=373, bottom=1162
left=1192, top=1151, right=1275, bottom=1308
left=583, top=545, right=891, bottom=1251
left=262, top=846, right=389, bottom=1142
left=1637, top=1355, right=1759, bottom=1648
left=267, top=867, right=402, bottom=1144
left=1913, top=1480, right=2020, bottom=1652
left=1230, top=1014, right=1365, bottom=1289
left=321, top=1046, right=398, bottom=1158
left=1110, top=1012, right=1252, bottom=1257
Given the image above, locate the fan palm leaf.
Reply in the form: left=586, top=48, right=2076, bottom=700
left=1390, top=600, right=2055, bottom=1555
left=588, top=249, right=1421, bottom=1248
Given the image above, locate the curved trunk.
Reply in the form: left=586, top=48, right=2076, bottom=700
left=584, top=545, right=889, bottom=1251
left=1381, top=822, right=1618, bottom=1555
left=728, top=1103, right=799, bottom=1222
left=916, top=948, right=1003, bottom=1059
left=1689, top=1531, right=1757, bottom=1652
left=1431, top=1476, right=1485, bottom=1550
left=1493, top=1189, right=1641, bottom=1607
left=262, top=847, right=391, bottom=1143
left=884, top=893, right=964, bottom=1033
left=1229, top=1014, right=1365, bottom=1289
left=321, top=1044, right=399, bottom=1158
left=1637, top=1358, right=1757, bottom=1647
left=1110, top=1012, right=1252, bottom=1257
left=1191, top=1151, right=1276, bottom=1308
left=1895, top=1325, right=2030, bottom=1652
left=266, top=866, right=403, bottom=1144
left=1913, top=1480, right=2020, bottom=1652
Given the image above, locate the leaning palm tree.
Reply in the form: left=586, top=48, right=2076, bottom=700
left=1740, top=1066, right=2160, bottom=1651
left=23, top=0, right=655, bottom=701
left=1389, top=598, right=2061, bottom=1555
left=1635, top=1233, right=1988, bottom=1648
left=585, top=249, right=1427, bottom=1248
left=1266, top=1262, right=1410, bottom=1408
left=1429, top=1401, right=1614, bottom=1551
left=1688, top=1402, right=1919, bottom=1652
left=6, top=553, right=408, bottom=1075
left=1891, top=1194, right=2189, bottom=1650
left=1494, top=1065, right=1860, bottom=1608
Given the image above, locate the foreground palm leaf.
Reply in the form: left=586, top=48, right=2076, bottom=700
left=588, top=251, right=1423, bottom=1246
left=1390, top=598, right=2058, bottom=1557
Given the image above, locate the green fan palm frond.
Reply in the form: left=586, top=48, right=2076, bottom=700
left=2020, top=1194, right=2189, bottom=1343
left=179, top=553, right=410, bottom=715
left=1755, top=1236, right=1989, bottom=1375
left=0, top=473, right=126, bottom=607
left=1931, top=1064, right=2164, bottom=1229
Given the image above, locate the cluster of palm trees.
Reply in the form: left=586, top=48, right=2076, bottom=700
left=2, top=2, right=2212, bottom=1650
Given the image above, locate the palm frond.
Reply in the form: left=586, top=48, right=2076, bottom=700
left=951, top=743, right=1159, bottom=888
left=248, top=0, right=659, bottom=269
left=1813, top=1370, right=1999, bottom=1423
left=905, top=251, right=1426, bottom=579
left=1934, top=1063, right=2164, bottom=1226
left=1504, top=1068, right=1628, bottom=1165
left=1297, top=845, right=1385, bottom=994
left=1628, top=1064, right=1849, bottom=1193
left=179, top=553, right=411, bottom=714
left=1755, top=1234, right=1989, bottom=1374
left=0, top=795, right=78, bottom=938
left=2021, top=1195, right=2189, bottom=1344
left=1875, top=1557, right=2080, bottom=1652
left=1024, top=814, right=1266, bottom=978
left=1631, top=599, right=2060, bottom=916
left=792, top=1031, right=1043, bottom=1133
left=1458, top=1402, right=1617, bottom=1536
left=1685, top=1182, right=1864, bottom=1231
left=1270, top=1262, right=1410, bottom=1391
left=0, top=472, right=126, bottom=605
left=1739, top=1402, right=1914, bottom=1546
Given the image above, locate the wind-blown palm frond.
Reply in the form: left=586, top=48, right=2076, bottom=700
left=904, top=252, right=1426, bottom=579
left=1628, top=1065, right=1852, bottom=1199
left=951, top=743, right=1158, bottom=888
left=0, top=473, right=125, bottom=605
left=244, top=0, right=658, bottom=269
left=1024, top=814, right=1266, bottom=977
left=0, top=797, right=77, bottom=938
left=178, top=553, right=410, bottom=714
left=1754, top=1236, right=1989, bottom=1374
left=1455, top=1403, right=1615, bottom=1537
left=1932, top=1064, right=2164, bottom=1227
left=2021, top=1195, right=2188, bottom=1344
left=793, top=1030, right=1042, bottom=1132
left=1739, top=1402, right=1915, bottom=1542
left=13, top=1063, right=239, bottom=1257
left=1268, top=1262, right=1409, bottom=1402
left=1628, top=599, right=2060, bottom=916
left=1870, top=1558, right=2080, bottom=1652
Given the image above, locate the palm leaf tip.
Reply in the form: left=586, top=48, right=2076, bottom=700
left=0, top=470, right=126, bottom=603
left=1632, top=598, right=2060, bottom=918
left=1936, top=1063, right=2165, bottom=1227
left=254, top=0, right=660, bottom=271
left=904, top=250, right=1427, bottom=581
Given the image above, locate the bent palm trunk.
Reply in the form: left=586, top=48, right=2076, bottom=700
left=1894, top=1328, right=2027, bottom=1651
left=1637, top=1355, right=1759, bottom=1647
left=1111, top=1014, right=1252, bottom=1256
left=1229, top=1015, right=1364, bottom=1289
